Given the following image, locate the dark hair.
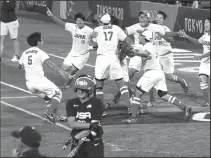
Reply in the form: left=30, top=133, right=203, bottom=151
left=74, top=13, right=85, bottom=21
left=206, top=17, right=210, bottom=22
left=110, top=15, right=119, bottom=26
left=157, top=10, right=168, bottom=20
left=27, top=32, right=42, bottom=47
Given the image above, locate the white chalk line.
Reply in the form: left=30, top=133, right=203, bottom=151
left=1, top=96, right=37, bottom=99
left=0, top=101, right=72, bottom=131
left=1, top=81, right=123, bottom=152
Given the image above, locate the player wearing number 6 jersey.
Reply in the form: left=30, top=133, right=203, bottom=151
left=19, top=32, right=68, bottom=123
left=46, top=8, right=94, bottom=88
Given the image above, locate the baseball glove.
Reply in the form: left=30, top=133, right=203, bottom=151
left=118, top=41, right=135, bottom=59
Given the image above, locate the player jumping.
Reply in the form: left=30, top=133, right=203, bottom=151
left=65, top=75, right=104, bottom=157
left=122, top=30, right=192, bottom=124
left=46, top=8, right=94, bottom=88
left=18, top=32, right=68, bottom=123
left=179, top=17, right=210, bottom=107
left=147, top=10, right=189, bottom=107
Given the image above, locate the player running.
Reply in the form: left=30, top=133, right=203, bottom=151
left=179, top=17, right=210, bottom=107
left=122, top=30, right=192, bottom=124
left=65, top=75, right=104, bottom=157
left=90, top=13, right=135, bottom=115
left=147, top=10, right=189, bottom=107
left=0, top=0, right=20, bottom=62
left=46, top=8, right=94, bottom=88
left=113, top=10, right=184, bottom=104
left=18, top=32, right=68, bottom=123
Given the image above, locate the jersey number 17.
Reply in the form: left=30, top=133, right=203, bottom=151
left=104, top=31, right=113, bottom=41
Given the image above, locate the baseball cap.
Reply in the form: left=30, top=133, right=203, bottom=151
left=139, top=10, right=151, bottom=19
left=12, top=126, right=41, bottom=148
left=100, top=13, right=111, bottom=24
left=141, top=30, right=154, bottom=41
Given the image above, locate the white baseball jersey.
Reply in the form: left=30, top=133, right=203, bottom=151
left=198, top=33, right=210, bottom=63
left=93, top=24, right=127, bottom=56
left=134, top=42, right=161, bottom=71
left=126, top=23, right=166, bottom=44
left=65, top=23, right=93, bottom=56
left=19, top=47, right=49, bottom=82
left=154, top=25, right=172, bottom=56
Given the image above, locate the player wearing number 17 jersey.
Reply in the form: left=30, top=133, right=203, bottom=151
left=19, top=32, right=68, bottom=123
left=91, top=13, right=133, bottom=114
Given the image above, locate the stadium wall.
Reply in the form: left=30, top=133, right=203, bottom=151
left=12, top=1, right=210, bottom=39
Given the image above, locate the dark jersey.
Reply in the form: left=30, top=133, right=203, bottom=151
left=66, top=97, right=105, bottom=137
left=1, top=0, right=17, bottom=23
left=22, top=149, right=47, bottom=157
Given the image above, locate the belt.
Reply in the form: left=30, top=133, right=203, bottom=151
left=159, top=51, right=172, bottom=56
left=85, top=138, right=101, bottom=141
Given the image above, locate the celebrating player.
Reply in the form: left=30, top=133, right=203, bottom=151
left=122, top=30, right=192, bottom=124
left=0, top=0, right=20, bottom=62
left=46, top=8, right=94, bottom=88
left=90, top=13, right=135, bottom=115
left=113, top=10, right=183, bottom=104
left=18, top=32, right=68, bottom=123
left=179, top=17, right=210, bottom=107
left=147, top=10, right=189, bottom=107
left=66, top=75, right=104, bottom=157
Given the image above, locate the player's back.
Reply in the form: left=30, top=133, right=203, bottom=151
left=94, top=24, right=126, bottom=56
left=20, top=47, right=49, bottom=81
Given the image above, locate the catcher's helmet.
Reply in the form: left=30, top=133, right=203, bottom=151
left=74, top=75, right=96, bottom=95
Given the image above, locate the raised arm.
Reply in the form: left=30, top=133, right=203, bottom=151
left=46, top=7, right=65, bottom=27
left=43, top=59, right=68, bottom=80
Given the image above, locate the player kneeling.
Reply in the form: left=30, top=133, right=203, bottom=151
left=18, top=32, right=69, bottom=123
left=65, top=75, right=105, bottom=157
left=122, top=30, right=192, bottom=124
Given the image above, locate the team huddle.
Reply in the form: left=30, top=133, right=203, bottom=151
left=14, top=7, right=210, bottom=158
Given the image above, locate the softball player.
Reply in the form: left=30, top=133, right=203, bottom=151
left=46, top=8, right=93, bottom=88
left=122, top=30, right=192, bottom=124
left=66, top=75, right=105, bottom=157
left=180, top=17, right=210, bottom=107
left=19, top=32, right=68, bottom=123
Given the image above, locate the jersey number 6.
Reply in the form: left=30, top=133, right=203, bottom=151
left=28, top=55, right=32, bottom=65
left=104, top=31, right=113, bottom=41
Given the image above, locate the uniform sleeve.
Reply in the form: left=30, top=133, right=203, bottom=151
left=125, top=24, right=136, bottom=35
left=164, top=26, right=171, bottom=33
left=198, top=35, right=204, bottom=44
left=91, top=99, right=105, bottom=121
left=66, top=100, right=75, bottom=117
left=18, top=53, right=24, bottom=65
left=40, top=50, right=50, bottom=63
left=117, top=26, right=127, bottom=41
left=65, top=23, right=75, bottom=32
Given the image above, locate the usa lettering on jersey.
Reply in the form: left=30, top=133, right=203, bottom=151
left=76, top=112, right=91, bottom=119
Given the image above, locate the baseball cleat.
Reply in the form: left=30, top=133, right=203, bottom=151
left=200, top=102, right=210, bottom=107
left=44, top=112, right=56, bottom=123
left=11, top=55, right=20, bottom=62
left=57, top=115, right=67, bottom=122
left=102, top=112, right=107, bottom=117
left=184, top=106, right=192, bottom=121
left=181, top=79, right=188, bottom=93
left=122, top=117, right=138, bottom=124
left=146, top=100, right=155, bottom=107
